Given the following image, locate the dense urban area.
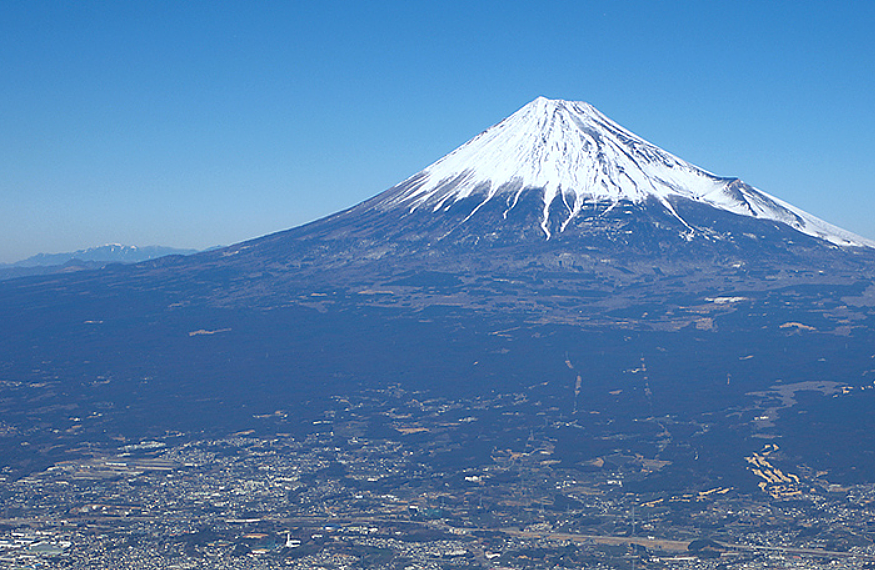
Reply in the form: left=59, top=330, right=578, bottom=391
left=3, top=384, right=875, bottom=570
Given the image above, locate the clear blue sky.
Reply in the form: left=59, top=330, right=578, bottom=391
left=2, top=1, right=874, bottom=262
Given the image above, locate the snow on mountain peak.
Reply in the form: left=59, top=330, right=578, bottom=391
left=373, top=97, right=872, bottom=248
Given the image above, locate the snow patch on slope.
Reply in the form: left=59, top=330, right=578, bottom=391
left=375, top=97, right=872, bottom=248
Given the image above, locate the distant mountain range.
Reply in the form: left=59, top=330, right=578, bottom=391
left=0, top=244, right=198, bottom=281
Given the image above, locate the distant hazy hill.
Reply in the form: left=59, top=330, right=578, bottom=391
left=0, top=244, right=198, bottom=281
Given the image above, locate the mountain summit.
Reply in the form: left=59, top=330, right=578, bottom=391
left=361, top=97, right=870, bottom=247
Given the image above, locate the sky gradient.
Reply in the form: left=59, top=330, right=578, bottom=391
left=2, top=1, right=874, bottom=263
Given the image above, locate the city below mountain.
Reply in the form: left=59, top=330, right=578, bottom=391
left=2, top=99, right=875, bottom=567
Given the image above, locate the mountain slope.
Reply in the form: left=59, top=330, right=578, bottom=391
left=1, top=98, right=875, bottom=494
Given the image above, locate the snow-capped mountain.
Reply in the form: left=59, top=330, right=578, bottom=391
left=365, top=97, right=871, bottom=248
left=3, top=98, right=875, bottom=511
